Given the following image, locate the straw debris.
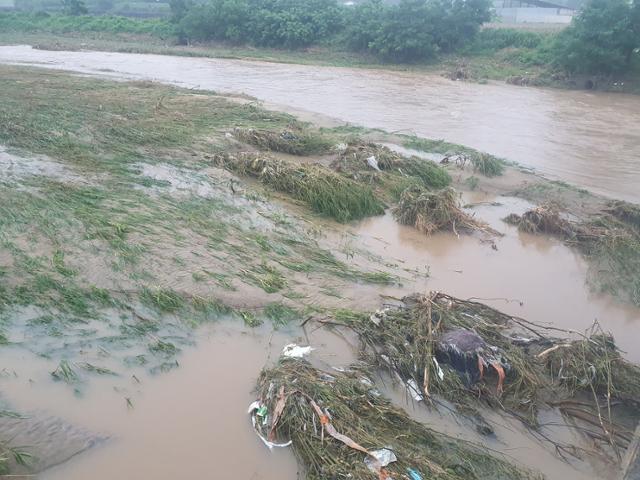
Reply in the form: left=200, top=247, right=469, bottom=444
left=212, top=152, right=384, bottom=222
left=393, top=186, right=495, bottom=236
left=255, top=358, right=537, bottom=480
left=503, top=205, right=573, bottom=236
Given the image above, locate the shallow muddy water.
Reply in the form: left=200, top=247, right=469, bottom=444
left=346, top=194, right=640, bottom=363
left=1, top=322, right=356, bottom=480
left=0, top=318, right=617, bottom=480
left=0, top=45, right=639, bottom=202
left=1, top=46, right=640, bottom=480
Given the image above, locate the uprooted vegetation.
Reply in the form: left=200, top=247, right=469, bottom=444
left=505, top=201, right=640, bottom=305
left=211, top=151, right=384, bottom=222
left=254, top=359, right=536, bottom=480
left=393, top=186, right=495, bottom=236
left=233, top=127, right=334, bottom=156
left=324, top=293, right=640, bottom=456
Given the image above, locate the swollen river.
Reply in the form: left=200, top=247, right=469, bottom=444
left=0, top=45, right=639, bottom=202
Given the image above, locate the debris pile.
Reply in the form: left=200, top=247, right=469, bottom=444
left=393, top=186, right=495, bottom=236
left=212, top=152, right=384, bottom=222
left=252, top=358, right=536, bottom=480
left=503, top=204, right=573, bottom=236
left=328, top=292, right=640, bottom=452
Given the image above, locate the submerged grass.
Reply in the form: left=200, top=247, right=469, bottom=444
left=402, top=136, right=506, bottom=177
left=333, top=141, right=451, bottom=194
left=255, top=359, right=536, bottom=480
left=213, top=152, right=384, bottom=222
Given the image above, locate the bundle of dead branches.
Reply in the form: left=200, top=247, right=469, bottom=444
left=254, top=358, right=537, bottom=480
left=393, top=186, right=495, bottom=236
left=541, top=331, right=640, bottom=406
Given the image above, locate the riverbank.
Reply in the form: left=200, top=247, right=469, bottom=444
left=1, top=28, right=639, bottom=94
left=0, top=63, right=639, bottom=479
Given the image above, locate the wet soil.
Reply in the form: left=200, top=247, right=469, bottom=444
left=0, top=56, right=638, bottom=480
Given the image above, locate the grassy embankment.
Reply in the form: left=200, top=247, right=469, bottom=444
left=0, top=65, right=410, bottom=396
left=1, top=13, right=639, bottom=92
left=1, top=61, right=639, bottom=474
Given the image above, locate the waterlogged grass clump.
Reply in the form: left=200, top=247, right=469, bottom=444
left=333, top=141, right=451, bottom=191
left=213, top=152, right=384, bottom=222
left=505, top=201, right=640, bottom=305
left=234, top=127, right=334, bottom=155
left=393, top=186, right=493, bottom=236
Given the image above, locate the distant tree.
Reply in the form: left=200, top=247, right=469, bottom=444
left=169, top=0, right=194, bottom=22
left=62, top=0, right=88, bottom=15
left=346, top=0, right=491, bottom=62
left=553, top=0, right=639, bottom=75
left=179, top=0, right=250, bottom=42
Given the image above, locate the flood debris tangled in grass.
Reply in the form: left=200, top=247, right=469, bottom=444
left=325, top=292, right=640, bottom=456
left=393, top=186, right=494, bottom=236
left=212, top=151, right=384, bottom=222
left=254, top=358, right=536, bottom=480
left=505, top=201, right=640, bottom=305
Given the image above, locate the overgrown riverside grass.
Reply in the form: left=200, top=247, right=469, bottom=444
left=0, top=12, right=638, bottom=93
left=212, top=152, right=385, bottom=222
left=504, top=201, right=640, bottom=306
left=0, top=65, right=398, bottom=387
left=256, top=359, right=536, bottom=480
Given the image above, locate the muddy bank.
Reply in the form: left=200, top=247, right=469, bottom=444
left=0, top=45, right=639, bottom=202
left=0, top=64, right=638, bottom=480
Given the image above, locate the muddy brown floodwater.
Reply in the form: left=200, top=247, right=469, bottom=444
left=0, top=45, right=640, bottom=202
left=1, top=47, right=640, bottom=480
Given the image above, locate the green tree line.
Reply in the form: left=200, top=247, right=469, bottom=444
left=172, top=0, right=492, bottom=60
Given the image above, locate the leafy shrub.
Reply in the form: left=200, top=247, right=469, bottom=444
left=179, top=0, right=250, bottom=42
left=552, top=0, right=640, bottom=75
left=346, top=0, right=490, bottom=62
left=247, top=0, right=343, bottom=48
left=467, top=28, right=547, bottom=54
